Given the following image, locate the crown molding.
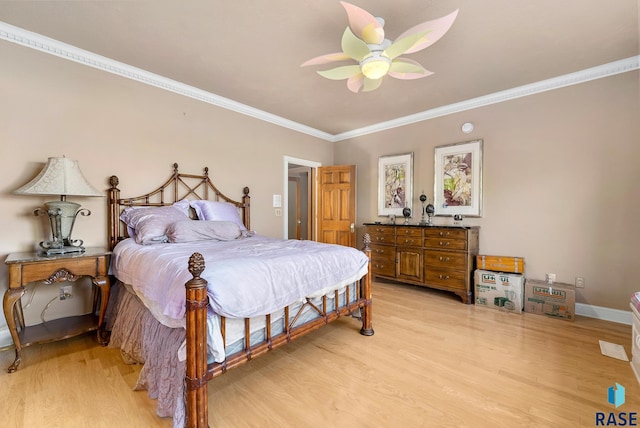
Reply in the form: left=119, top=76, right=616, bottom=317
left=0, top=21, right=335, bottom=142
left=2, top=21, right=638, bottom=143
left=333, top=55, right=640, bottom=141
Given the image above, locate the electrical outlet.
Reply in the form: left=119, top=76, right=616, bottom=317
left=59, top=285, right=73, bottom=300
left=575, top=277, right=585, bottom=288
left=275, top=208, right=282, bottom=217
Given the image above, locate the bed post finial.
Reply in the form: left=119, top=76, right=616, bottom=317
left=109, top=175, right=119, bottom=189
left=187, top=252, right=205, bottom=280
left=204, top=167, right=209, bottom=177
left=173, top=163, right=179, bottom=174
left=362, top=233, right=371, bottom=252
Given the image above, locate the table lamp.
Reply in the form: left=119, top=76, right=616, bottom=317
left=14, top=157, right=102, bottom=255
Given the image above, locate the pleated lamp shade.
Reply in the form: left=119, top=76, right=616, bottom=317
left=14, top=157, right=101, bottom=198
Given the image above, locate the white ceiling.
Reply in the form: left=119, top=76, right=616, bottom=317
left=1, top=1, right=638, bottom=139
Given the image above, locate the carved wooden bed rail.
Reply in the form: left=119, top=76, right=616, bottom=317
left=184, top=237, right=373, bottom=428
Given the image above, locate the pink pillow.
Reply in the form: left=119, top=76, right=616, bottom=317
left=190, top=200, right=246, bottom=230
left=121, top=200, right=191, bottom=244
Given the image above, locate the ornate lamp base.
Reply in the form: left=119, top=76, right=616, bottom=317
left=38, top=246, right=85, bottom=256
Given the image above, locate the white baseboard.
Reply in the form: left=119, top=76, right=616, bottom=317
left=576, top=303, right=632, bottom=325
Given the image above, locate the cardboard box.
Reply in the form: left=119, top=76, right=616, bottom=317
left=476, top=255, right=525, bottom=273
left=474, top=270, right=525, bottom=313
left=524, top=279, right=575, bottom=321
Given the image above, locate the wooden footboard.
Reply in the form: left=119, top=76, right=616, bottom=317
left=184, top=235, right=373, bottom=428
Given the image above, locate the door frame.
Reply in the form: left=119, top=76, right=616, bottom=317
left=283, top=156, right=321, bottom=239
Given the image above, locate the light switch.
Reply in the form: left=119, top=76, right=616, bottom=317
left=273, top=194, right=282, bottom=207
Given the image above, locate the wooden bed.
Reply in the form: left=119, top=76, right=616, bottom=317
left=106, top=163, right=374, bottom=428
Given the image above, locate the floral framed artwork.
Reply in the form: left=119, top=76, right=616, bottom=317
left=378, top=152, right=413, bottom=217
left=433, top=140, right=483, bottom=217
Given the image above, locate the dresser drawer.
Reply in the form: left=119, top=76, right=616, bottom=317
left=424, top=250, right=466, bottom=270
left=396, top=226, right=423, bottom=248
left=424, top=237, right=467, bottom=251
left=424, top=268, right=467, bottom=289
left=370, top=244, right=395, bottom=262
left=396, top=227, right=422, bottom=238
left=424, top=228, right=467, bottom=240
left=367, top=225, right=395, bottom=235
left=367, top=226, right=395, bottom=244
left=371, top=259, right=395, bottom=277
left=396, top=236, right=422, bottom=246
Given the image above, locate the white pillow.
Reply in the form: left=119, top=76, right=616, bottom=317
left=120, top=200, right=191, bottom=244
left=189, top=200, right=246, bottom=230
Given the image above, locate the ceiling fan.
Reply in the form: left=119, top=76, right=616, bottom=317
left=301, top=2, right=458, bottom=93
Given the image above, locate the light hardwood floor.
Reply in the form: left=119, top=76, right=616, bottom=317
left=1, top=280, right=637, bottom=428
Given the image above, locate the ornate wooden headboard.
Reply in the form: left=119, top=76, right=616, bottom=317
left=107, top=163, right=250, bottom=250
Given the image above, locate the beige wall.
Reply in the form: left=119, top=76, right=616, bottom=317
left=0, top=36, right=638, bottom=350
left=335, top=71, right=640, bottom=311
left=0, top=42, right=333, bottom=346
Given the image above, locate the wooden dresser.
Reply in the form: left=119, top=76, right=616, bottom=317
left=364, top=223, right=479, bottom=303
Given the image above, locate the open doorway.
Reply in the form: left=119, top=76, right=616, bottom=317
left=283, top=156, right=320, bottom=240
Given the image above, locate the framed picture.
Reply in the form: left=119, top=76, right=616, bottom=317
left=378, top=152, right=413, bottom=217
left=433, top=140, right=483, bottom=217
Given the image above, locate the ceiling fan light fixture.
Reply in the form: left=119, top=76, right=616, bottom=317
left=302, top=3, right=459, bottom=92
left=360, top=55, right=391, bottom=79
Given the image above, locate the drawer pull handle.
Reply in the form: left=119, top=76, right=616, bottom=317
left=438, top=274, right=450, bottom=280
left=439, top=231, right=450, bottom=237
left=438, top=256, right=450, bottom=262
left=439, top=241, right=450, bottom=246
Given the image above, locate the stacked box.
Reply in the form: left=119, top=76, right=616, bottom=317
left=476, top=255, right=525, bottom=274
left=524, top=279, right=575, bottom=321
left=474, top=270, right=525, bottom=313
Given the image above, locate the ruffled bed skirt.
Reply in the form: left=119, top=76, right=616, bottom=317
left=106, top=282, right=187, bottom=427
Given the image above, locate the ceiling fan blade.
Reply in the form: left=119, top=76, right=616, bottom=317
left=388, top=59, right=433, bottom=80
left=340, top=1, right=385, bottom=44
left=389, top=58, right=426, bottom=74
left=362, top=77, right=383, bottom=92
left=347, top=74, right=365, bottom=93
left=301, top=52, right=351, bottom=67
left=383, top=32, right=428, bottom=60
left=342, top=26, right=372, bottom=61
left=394, top=9, right=459, bottom=54
left=317, top=65, right=362, bottom=80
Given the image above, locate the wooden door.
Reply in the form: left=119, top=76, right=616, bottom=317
left=288, top=177, right=301, bottom=239
left=317, top=165, right=356, bottom=247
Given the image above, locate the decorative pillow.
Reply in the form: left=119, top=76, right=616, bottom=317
left=189, top=200, right=246, bottom=230
left=166, top=220, right=243, bottom=243
left=120, top=201, right=191, bottom=244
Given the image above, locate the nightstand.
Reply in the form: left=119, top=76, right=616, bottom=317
left=3, top=247, right=111, bottom=373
